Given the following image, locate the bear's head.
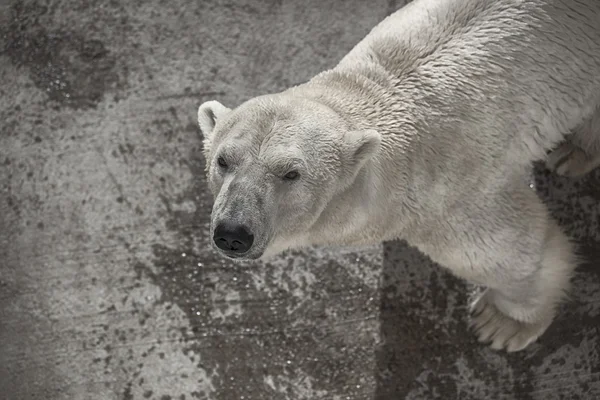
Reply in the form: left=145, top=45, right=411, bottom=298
left=197, top=93, right=381, bottom=261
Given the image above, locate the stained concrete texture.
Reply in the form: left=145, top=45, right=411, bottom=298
left=0, top=0, right=599, bottom=399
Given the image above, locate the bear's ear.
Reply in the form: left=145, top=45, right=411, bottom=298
left=343, top=129, right=382, bottom=168
left=197, top=100, right=232, bottom=143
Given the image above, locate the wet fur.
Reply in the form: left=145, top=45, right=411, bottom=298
left=198, top=0, right=600, bottom=351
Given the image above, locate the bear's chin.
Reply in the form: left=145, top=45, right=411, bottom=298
left=213, top=247, right=265, bottom=263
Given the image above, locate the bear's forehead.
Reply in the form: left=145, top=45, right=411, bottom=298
left=220, top=96, right=336, bottom=155
left=216, top=121, right=302, bottom=160
left=223, top=113, right=301, bottom=145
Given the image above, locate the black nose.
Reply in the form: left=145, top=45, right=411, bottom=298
left=213, top=222, right=254, bottom=254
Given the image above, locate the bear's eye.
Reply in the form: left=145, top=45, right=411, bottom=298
left=217, top=156, right=228, bottom=169
left=283, top=171, right=299, bottom=181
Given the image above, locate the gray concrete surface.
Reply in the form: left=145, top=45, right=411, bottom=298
left=1, top=0, right=599, bottom=399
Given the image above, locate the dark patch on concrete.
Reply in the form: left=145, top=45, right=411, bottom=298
left=123, top=381, right=134, bottom=400
left=387, top=0, right=402, bottom=14
left=376, top=241, right=535, bottom=399
left=1, top=2, right=123, bottom=109
left=534, top=162, right=600, bottom=243
left=375, top=235, right=600, bottom=399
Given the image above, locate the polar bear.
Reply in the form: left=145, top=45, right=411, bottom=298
left=197, top=0, right=600, bottom=352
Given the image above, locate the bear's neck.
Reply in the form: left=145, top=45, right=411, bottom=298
left=290, top=69, right=421, bottom=246
left=296, top=66, right=419, bottom=168
left=308, top=160, right=406, bottom=247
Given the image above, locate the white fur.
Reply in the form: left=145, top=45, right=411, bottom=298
left=198, top=0, right=600, bottom=351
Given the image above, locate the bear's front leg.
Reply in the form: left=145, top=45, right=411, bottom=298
left=419, top=184, right=577, bottom=352
left=467, top=205, right=576, bottom=352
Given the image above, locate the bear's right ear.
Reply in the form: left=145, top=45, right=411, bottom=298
left=197, top=100, right=232, bottom=143
left=343, top=129, right=382, bottom=169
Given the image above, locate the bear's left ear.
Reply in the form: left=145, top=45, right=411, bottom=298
left=197, top=100, right=232, bottom=143
left=343, top=129, right=382, bottom=169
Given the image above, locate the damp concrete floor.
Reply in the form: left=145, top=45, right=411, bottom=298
left=1, top=0, right=599, bottom=399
